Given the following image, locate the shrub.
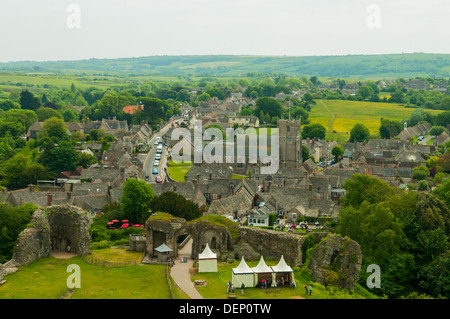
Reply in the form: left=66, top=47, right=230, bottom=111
left=412, top=166, right=430, bottom=180
left=90, top=240, right=111, bottom=250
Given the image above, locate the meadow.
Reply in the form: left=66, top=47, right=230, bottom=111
left=309, top=99, right=443, bottom=142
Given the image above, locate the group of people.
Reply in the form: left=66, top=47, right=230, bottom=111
left=227, top=281, right=246, bottom=295
left=304, top=284, right=313, bottom=296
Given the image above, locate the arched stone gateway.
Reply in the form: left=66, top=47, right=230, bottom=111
left=144, top=213, right=232, bottom=261
left=145, top=214, right=189, bottom=259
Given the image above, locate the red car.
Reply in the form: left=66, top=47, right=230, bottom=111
left=155, top=176, right=162, bottom=183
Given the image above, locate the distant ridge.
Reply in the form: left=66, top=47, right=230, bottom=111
left=1, top=53, right=449, bottom=79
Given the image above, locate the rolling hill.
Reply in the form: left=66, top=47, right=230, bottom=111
left=1, top=53, right=449, bottom=79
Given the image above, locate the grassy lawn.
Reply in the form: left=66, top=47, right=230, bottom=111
left=191, top=260, right=378, bottom=300
left=232, top=174, right=247, bottom=179
left=309, top=99, right=443, bottom=142
left=167, top=158, right=192, bottom=182
left=0, top=255, right=171, bottom=299
left=89, top=248, right=144, bottom=264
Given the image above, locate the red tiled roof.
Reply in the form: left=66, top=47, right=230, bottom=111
left=123, top=105, right=143, bottom=114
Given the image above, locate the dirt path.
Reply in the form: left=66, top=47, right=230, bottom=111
left=318, top=99, right=335, bottom=133
left=51, top=251, right=76, bottom=259
left=170, top=238, right=204, bottom=299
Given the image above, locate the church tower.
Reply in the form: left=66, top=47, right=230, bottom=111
left=278, top=118, right=302, bottom=168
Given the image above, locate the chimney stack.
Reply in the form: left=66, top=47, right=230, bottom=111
left=47, top=192, right=53, bottom=206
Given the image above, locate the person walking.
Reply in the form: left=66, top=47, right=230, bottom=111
left=227, top=280, right=231, bottom=294
left=309, top=284, right=312, bottom=296
left=305, top=284, right=309, bottom=295
left=241, top=283, right=245, bottom=295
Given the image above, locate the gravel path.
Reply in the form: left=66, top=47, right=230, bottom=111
left=170, top=238, right=204, bottom=299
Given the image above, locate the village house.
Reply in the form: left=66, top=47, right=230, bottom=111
left=227, top=115, right=260, bottom=128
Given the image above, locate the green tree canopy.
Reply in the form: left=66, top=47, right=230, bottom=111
left=19, top=89, right=41, bottom=111
left=120, top=178, right=155, bottom=224
left=38, top=117, right=68, bottom=141
left=148, top=191, right=201, bottom=221
left=39, top=141, right=79, bottom=173
left=254, top=97, right=282, bottom=119
left=302, top=123, right=326, bottom=140
left=379, top=118, right=403, bottom=139
left=62, top=108, right=80, bottom=122
left=36, top=106, right=63, bottom=122
left=340, top=174, right=396, bottom=209
left=0, top=203, right=37, bottom=263
left=429, top=125, right=447, bottom=137
left=349, top=123, right=370, bottom=142
left=331, top=145, right=344, bottom=162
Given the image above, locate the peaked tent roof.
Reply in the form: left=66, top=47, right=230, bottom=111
left=271, top=255, right=293, bottom=273
left=199, top=243, right=217, bottom=259
left=251, top=256, right=272, bottom=274
left=155, top=243, right=173, bottom=253
left=232, top=257, right=254, bottom=275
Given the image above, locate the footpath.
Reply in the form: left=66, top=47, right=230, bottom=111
left=170, top=238, right=204, bottom=299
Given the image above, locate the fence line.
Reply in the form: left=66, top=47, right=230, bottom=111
left=165, top=264, right=174, bottom=299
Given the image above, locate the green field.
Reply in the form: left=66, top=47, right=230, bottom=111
left=0, top=72, right=128, bottom=94
left=167, top=159, right=193, bottom=182
left=309, top=99, right=444, bottom=142
left=0, top=255, right=172, bottom=299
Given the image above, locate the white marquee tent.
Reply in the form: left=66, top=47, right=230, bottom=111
left=198, top=243, right=218, bottom=273
left=252, top=256, right=275, bottom=287
left=271, top=255, right=295, bottom=286
left=232, top=257, right=255, bottom=287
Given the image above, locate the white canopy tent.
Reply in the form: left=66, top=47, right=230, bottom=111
left=252, top=256, right=275, bottom=287
left=271, top=255, right=295, bottom=286
left=232, top=257, right=255, bottom=287
left=198, top=243, right=218, bottom=272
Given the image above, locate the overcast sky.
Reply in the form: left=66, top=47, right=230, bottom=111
left=0, top=0, right=449, bottom=62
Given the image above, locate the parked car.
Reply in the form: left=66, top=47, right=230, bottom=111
left=155, top=176, right=162, bottom=183
left=145, top=176, right=149, bottom=181
left=155, top=154, right=161, bottom=160
left=154, top=160, right=160, bottom=166
left=152, top=168, right=158, bottom=174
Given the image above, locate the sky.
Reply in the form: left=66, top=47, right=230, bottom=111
left=0, top=0, right=449, bottom=62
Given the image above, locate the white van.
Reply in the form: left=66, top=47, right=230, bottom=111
left=156, top=144, right=163, bottom=154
